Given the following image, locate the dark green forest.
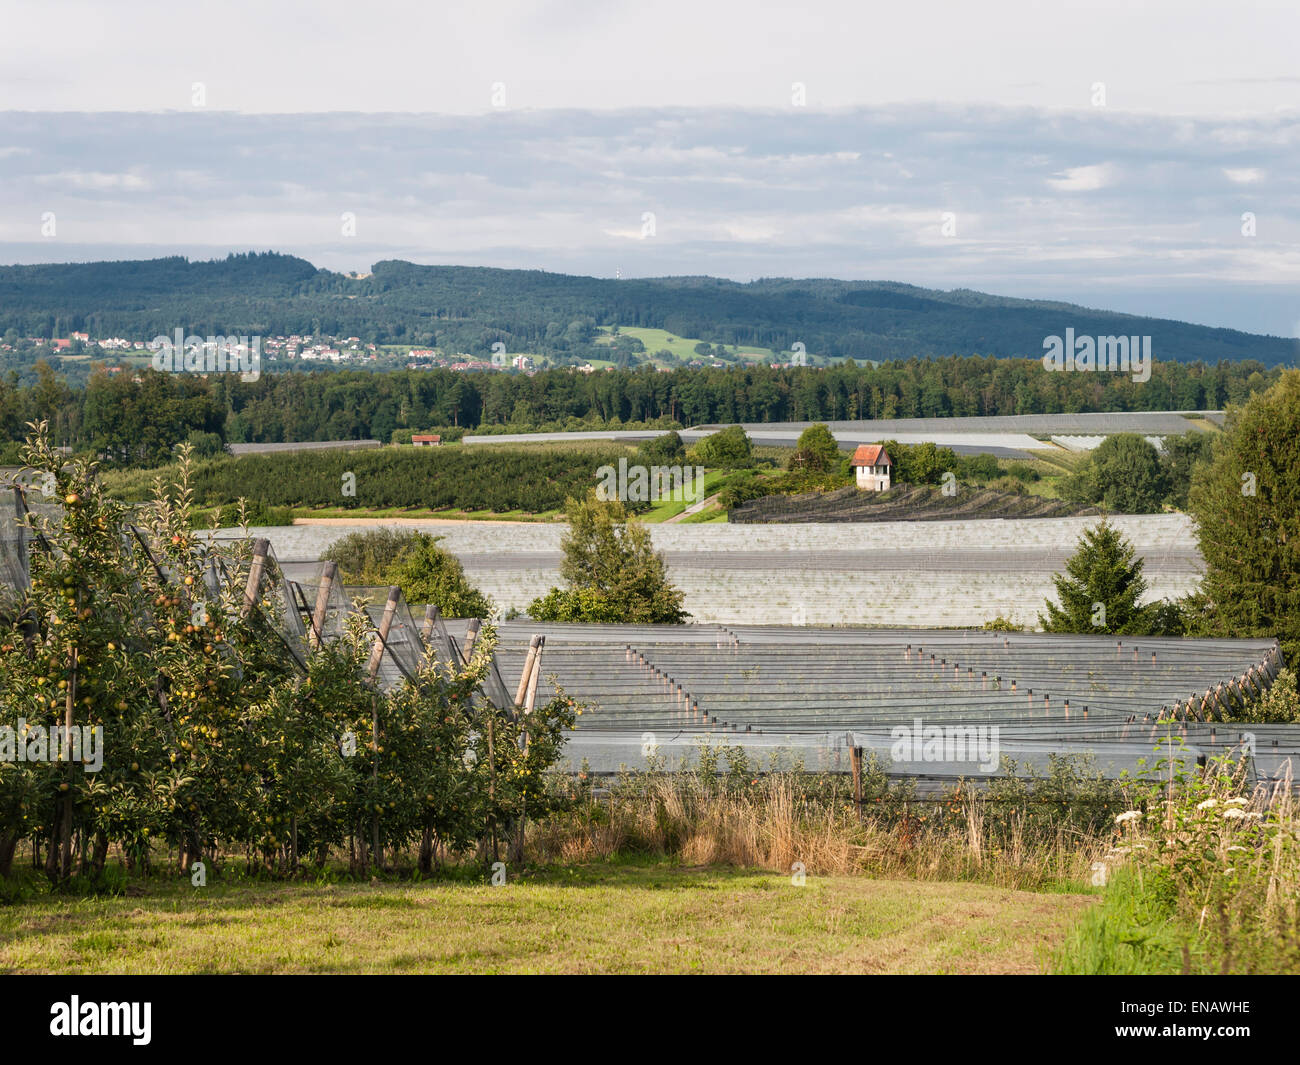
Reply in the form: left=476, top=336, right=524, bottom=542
left=0, top=355, right=1284, bottom=468
left=0, top=252, right=1294, bottom=365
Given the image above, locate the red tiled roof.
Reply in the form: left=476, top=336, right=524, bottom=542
left=850, top=444, right=891, bottom=467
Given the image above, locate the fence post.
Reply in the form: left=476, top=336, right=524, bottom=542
left=850, top=745, right=864, bottom=819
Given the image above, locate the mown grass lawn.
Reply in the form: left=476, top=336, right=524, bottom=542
left=0, top=862, right=1095, bottom=974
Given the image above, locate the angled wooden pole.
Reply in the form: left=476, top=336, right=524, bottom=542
left=463, top=617, right=482, bottom=659
left=308, top=560, right=337, bottom=648
left=524, top=635, right=544, bottom=714
left=241, top=538, right=270, bottom=619
left=514, top=635, right=542, bottom=708
left=367, top=586, right=402, bottom=682
left=420, top=603, right=440, bottom=644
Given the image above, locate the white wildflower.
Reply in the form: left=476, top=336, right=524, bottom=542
left=1115, top=810, right=1143, bottom=824
left=1221, top=808, right=1246, bottom=820
left=1197, top=799, right=1219, bottom=810
left=1225, top=797, right=1249, bottom=806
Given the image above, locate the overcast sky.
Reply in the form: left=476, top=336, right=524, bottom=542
left=1, top=1, right=1298, bottom=336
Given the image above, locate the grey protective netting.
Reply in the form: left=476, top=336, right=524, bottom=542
left=205, top=535, right=521, bottom=701
left=424, top=609, right=514, bottom=710
left=486, top=621, right=1297, bottom=786
left=0, top=486, right=30, bottom=608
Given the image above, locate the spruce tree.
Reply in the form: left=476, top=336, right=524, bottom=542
left=1187, top=370, right=1300, bottom=662
left=1039, top=520, right=1158, bottom=634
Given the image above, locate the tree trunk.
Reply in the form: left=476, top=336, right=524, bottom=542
left=58, top=644, right=78, bottom=881
left=418, top=822, right=435, bottom=875
left=90, top=830, right=109, bottom=876
left=0, top=831, right=18, bottom=879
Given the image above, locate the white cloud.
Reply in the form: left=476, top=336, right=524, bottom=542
left=1223, top=167, right=1263, bottom=184
left=3, top=0, right=1300, bottom=115
left=1046, top=164, right=1117, bottom=192
left=1, top=104, right=1298, bottom=332
left=36, top=170, right=150, bottom=191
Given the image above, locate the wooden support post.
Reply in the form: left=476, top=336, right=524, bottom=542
left=1263, top=654, right=1280, bottom=682
left=524, top=636, right=544, bottom=714
left=514, top=635, right=542, bottom=708
left=308, top=561, right=337, bottom=648
left=420, top=603, right=440, bottom=644
left=510, top=638, right=544, bottom=866
left=850, top=746, right=864, bottom=819
left=463, top=617, right=482, bottom=659
left=367, top=586, right=401, bottom=682
left=372, top=690, right=381, bottom=870
left=241, top=538, right=269, bottom=619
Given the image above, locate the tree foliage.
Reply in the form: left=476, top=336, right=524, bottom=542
left=104, top=444, right=630, bottom=515
left=1062, top=434, right=1167, bottom=513
left=323, top=529, right=493, bottom=618
left=0, top=425, right=571, bottom=884
left=1038, top=521, right=1179, bottom=635
left=529, top=491, right=688, bottom=623
left=787, top=423, right=841, bottom=472
left=1187, top=370, right=1300, bottom=663
left=0, top=348, right=1286, bottom=473
left=690, top=425, right=753, bottom=470
left=0, top=254, right=1291, bottom=365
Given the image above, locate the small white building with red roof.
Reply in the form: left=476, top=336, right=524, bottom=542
left=849, top=444, right=893, bottom=491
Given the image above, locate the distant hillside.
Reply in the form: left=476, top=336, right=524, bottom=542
left=0, top=252, right=1292, bottom=366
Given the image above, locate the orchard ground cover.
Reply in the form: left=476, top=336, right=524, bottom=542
left=0, top=860, right=1093, bottom=974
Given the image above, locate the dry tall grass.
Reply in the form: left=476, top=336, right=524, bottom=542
left=528, top=773, right=1107, bottom=890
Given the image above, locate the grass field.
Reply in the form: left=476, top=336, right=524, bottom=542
left=596, top=327, right=784, bottom=366
left=638, top=470, right=730, bottom=521
left=0, top=862, right=1095, bottom=974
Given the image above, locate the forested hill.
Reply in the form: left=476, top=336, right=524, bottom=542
left=0, top=252, right=1293, bottom=366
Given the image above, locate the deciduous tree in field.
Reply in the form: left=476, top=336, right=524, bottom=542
left=1062, top=433, right=1167, bottom=514
left=325, top=529, right=493, bottom=618
left=786, top=423, right=841, bottom=473
left=529, top=491, right=688, bottom=623
left=690, top=425, right=753, bottom=470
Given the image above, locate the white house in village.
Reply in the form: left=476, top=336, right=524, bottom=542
left=850, top=444, right=893, bottom=491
